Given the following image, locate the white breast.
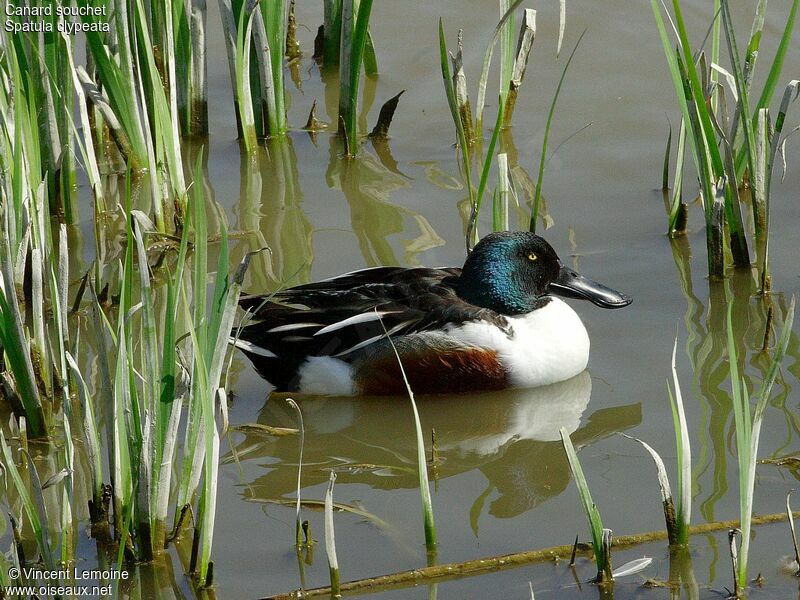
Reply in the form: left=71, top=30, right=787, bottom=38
left=443, top=298, right=590, bottom=388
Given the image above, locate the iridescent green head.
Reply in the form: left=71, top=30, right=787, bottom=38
left=457, top=231, right=632, bottom=315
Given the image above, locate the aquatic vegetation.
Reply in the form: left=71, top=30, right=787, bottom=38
left=785, top=492, right=800, bottom=577
left=2, top=10, right=76, bottom=221
left=0, top=147, right=246, bottom=587
left=286, top=398, right=306, bottom=547
left=727, top=290, right=795, bottom=592
left=219, top=0, right=292, bottom=140
left=337, top=0, right=375, bottom=156
left=376, top=315, right=437, bottom=552
left=324, top=471, right=341, bottom=596
left=439, top=3, right=579, bottom=246
left=316, top=0, right=380, bottom=153
left=1, top=1, right=800, bottom=597
left=231, top=0, right=262, bottom=150
left=316, top=0, right=377, bottom=72
left=0, top=39, right=70, bottom=437
left=652, top=0, right=800, bottom=281
left=623, top=337, right=692, bottom=546
left=560, top=428, right=613, bottom=583
left=529, top=29, right=585, bottom=233
left=73, top=0, right=189, bottom=229
left=439, top=20, right=505, bottom=250
left=173, top=0, right=209, bottom=135
left=0, top=428, right=63, bottom=569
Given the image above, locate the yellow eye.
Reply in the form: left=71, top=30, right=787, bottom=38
left=528, top=253, right=538, bottom=261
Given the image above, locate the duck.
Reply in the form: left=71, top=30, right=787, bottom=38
left=232, top=231, right=631, bottom=396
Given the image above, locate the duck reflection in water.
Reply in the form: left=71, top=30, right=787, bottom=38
left=227, top=372, right=641, bottom=518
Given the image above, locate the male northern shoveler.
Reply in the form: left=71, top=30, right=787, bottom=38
left=233, top=231, right=631, bottom=395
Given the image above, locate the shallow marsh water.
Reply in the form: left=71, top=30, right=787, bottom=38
left=8, top=0, right=800, bottom=598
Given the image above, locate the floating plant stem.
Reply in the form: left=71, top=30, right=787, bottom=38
left=268, top=508, right=800, bottom=599
left=729, top=528, right=741, bottom=597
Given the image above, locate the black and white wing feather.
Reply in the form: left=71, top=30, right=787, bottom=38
left=235, top=266, right=508, bottom=360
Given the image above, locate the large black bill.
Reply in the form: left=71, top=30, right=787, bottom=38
left=548, top=266, right=632, bottom=309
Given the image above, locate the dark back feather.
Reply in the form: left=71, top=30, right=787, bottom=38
left=236, top=266, right=510, bottom=365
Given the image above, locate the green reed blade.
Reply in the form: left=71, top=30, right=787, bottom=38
left=133, top=0, right=187, bottom=203
left=323, top=0, right=343, bottom=67
left=0, top=434, right=54, bottom=567
left=475, top=0, right=525, bottom=131
left=0, top=238, right=45, bottom=436
left=468, top=96, right=505, bottom=244
left=682, top=3, right=750, bottom=266
left=728, top=290, right=795, bottom=587
left=668, top=120, right=687, bottom=234
left=753, top=0, right=799, bottom=115
left=339, top=0, right=374, bottom=155
left=364, top=29, right=378, bottom=75
left=721, top=2, right=756, bottom=202
left=499, top=0, right=516, bottom=111
left=622, top=431, right=678, bottom=542
left=439, top=20, right=476, bottom=251
left=66, top=352, right=104, bottom=521
left=236, top=0, right=259, bottom=150
left=529, top=29, right=586, bottom=233
left=260, top=0, right=288, bottom=135
left=560, top=428, right=607, bottom=577
left=377, top=314, right=437, bottom=551
left=669, top=336, right=691, bottom=543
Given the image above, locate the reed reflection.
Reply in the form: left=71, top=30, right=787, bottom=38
left=670, top=238, right=800, bottom=519
left=235, top=138, right=314, bottom=291
left=326, top=135, right=444, bottom=266
left=670, top=236, right=800, bottom=582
